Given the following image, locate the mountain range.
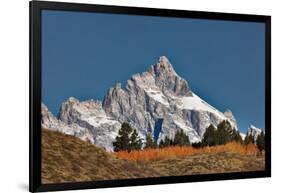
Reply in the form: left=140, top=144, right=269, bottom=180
left=42, top=56, right=261, bottom=151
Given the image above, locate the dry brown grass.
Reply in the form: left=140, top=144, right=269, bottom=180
left=42, top=129, right=264, bottom=183
left=41, top=129, right=160, bottom=184
left=147, top=152, right=265, bottom=176
left=114, top=142, right=259, bottom=162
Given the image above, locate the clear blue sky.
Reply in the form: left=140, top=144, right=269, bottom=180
left=42, top=10, right=265, bottom=133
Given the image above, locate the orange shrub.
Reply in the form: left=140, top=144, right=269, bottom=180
left=114, top=142, right=259, bottom=162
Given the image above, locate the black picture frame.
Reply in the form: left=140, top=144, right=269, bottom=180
left=29, top=1, right=271, bottom=192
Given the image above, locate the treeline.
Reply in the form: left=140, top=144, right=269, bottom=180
left=113, top=123, right=190, bottom=152
left=113, top=121, right=265, bottom=152
left=194, top=121, right=265, bottom=151
left=199, top=120, right=242, bottom=147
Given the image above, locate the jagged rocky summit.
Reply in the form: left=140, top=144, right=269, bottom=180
left=247, top=124, right=264, bottom=140
left=42, top=56, right=238, bottom=151
left=41, top=103, right=94, bottom=143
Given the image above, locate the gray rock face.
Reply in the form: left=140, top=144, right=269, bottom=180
left=41, top=56, right=238, bottom=151
left=224, top=109, right=238, bottom=130
left=58, top=98, right=121, bottom=151
left=41, top=103, right=95, bottom=143
left=102, top=56, right=236, bottom=143
left=247, top=125, right=263, bottom=140
left=150, top=56, right=192, bottom=97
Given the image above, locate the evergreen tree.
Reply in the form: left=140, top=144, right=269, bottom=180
left=159, top=136, right=173, bottom=148
left=159, top=139, right=165, bottom=148
left=191, top=142, right=202, bottom=148
left=202, top=124, right=217, bottom=146
left=256, top=131, right=265, bottom=151
left=113, top=123, right=131, bottom=152
left=201, top=121, right=243, bottom=147
left=113, top=122, right=143, bottom=152
left=231, top=129, right=243, bottom=143
left=244, top=133, right=255, bottom=145
left=216, top=120, right=233, bottom=145
left=173, top=130, right=190, bottom=146
left=130, top=129, right=143, bottom=151
left=144, top=133, right=157, bottom=149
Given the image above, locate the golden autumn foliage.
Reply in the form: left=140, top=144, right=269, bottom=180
left=114, top=142, right=259, bottom=162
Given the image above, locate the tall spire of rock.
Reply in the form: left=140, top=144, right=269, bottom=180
left=153, top=56, right=177, bottom=76
left=150, top=56, right=191, bottom=96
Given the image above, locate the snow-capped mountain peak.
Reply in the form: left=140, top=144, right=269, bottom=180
left=41, top=102, right=95, bottom=143
left=247, top=124, right=263, bottom=140
left=42, top=56, right=239, bottom=151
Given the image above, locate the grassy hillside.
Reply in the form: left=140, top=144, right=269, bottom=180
left=42, top=129, right=265, bottom=184
left=41, top=129, right=160, bottom=184
left=147, top=152, right=264, bottom=176
left=115, top=143, right=265, bottom=176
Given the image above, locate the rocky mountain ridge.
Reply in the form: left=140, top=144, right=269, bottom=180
left=42, top=56, right=242, bottom=151
left=247, top=124, right=264, bottom=140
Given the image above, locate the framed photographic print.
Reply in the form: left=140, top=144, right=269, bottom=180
left=30, top=1, right=271, bottom=192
